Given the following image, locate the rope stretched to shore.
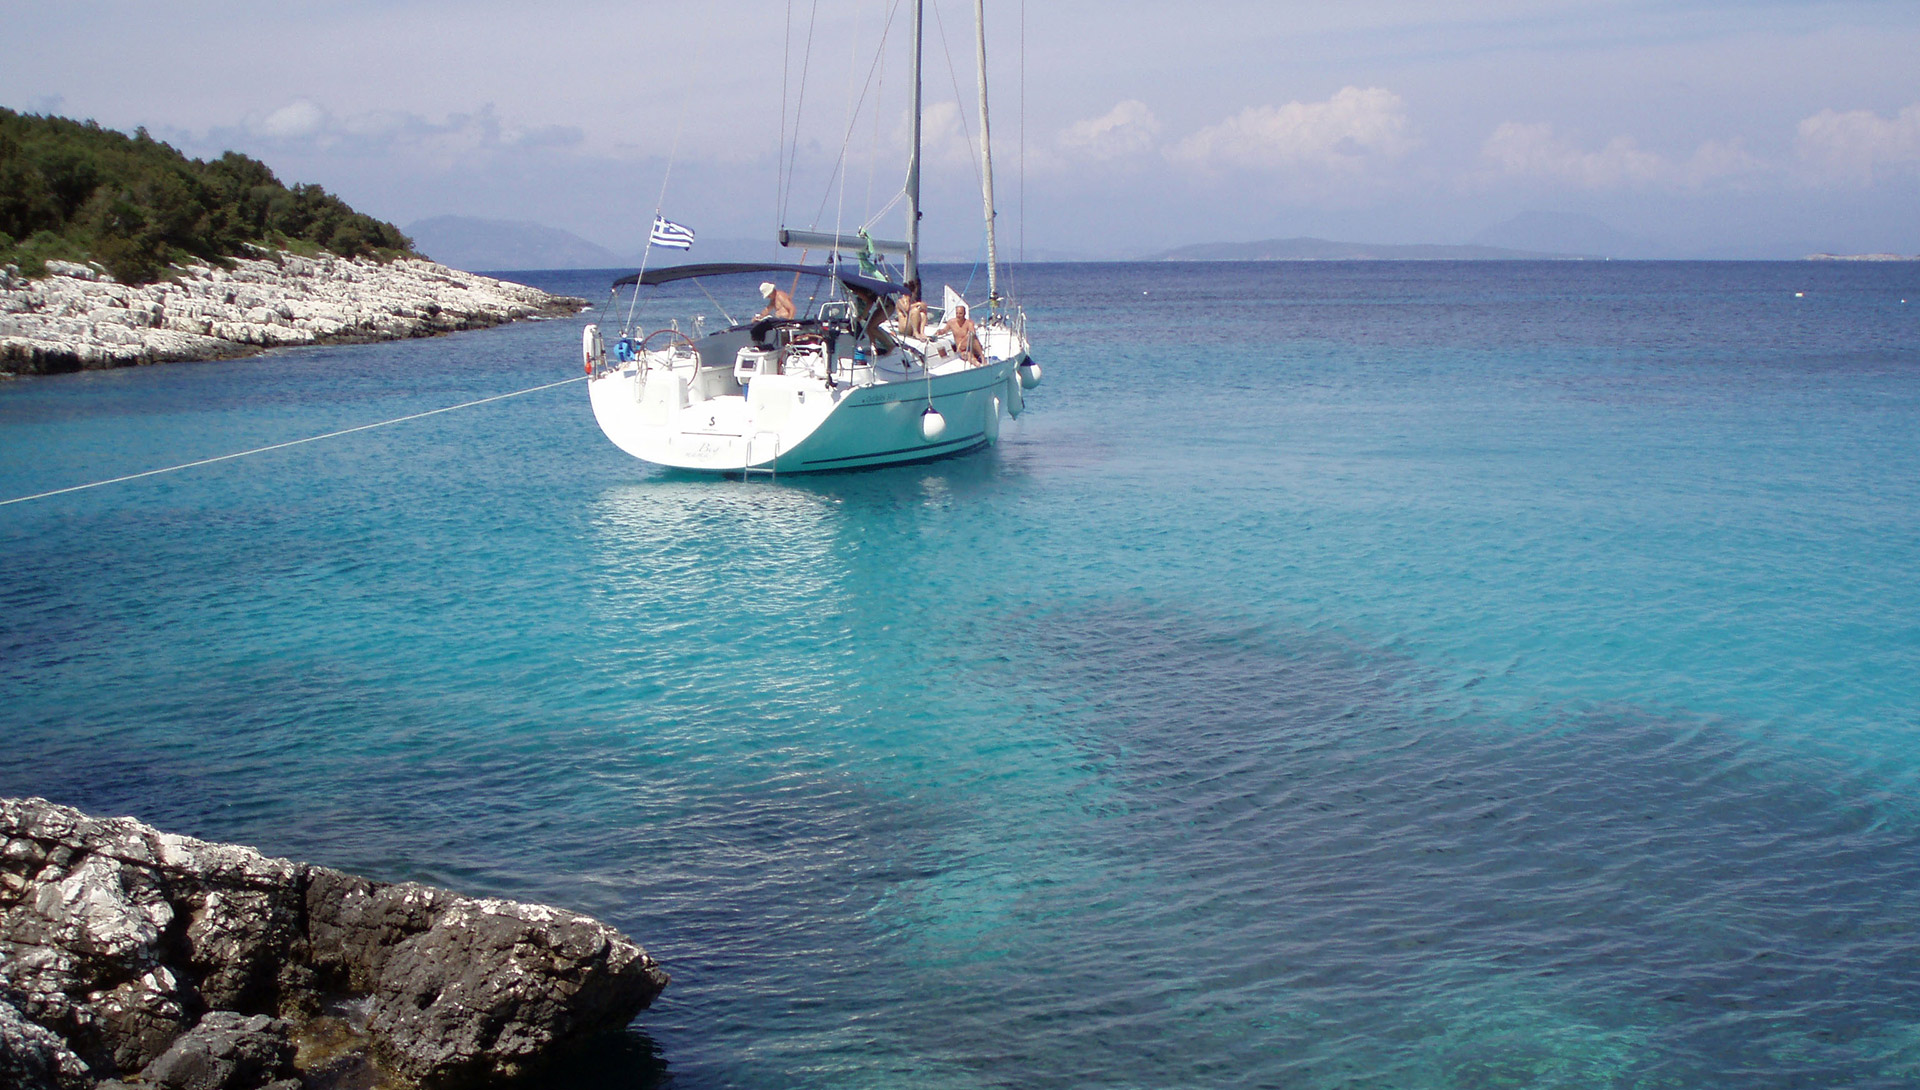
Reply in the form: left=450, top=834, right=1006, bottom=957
left=0, top=375, right=586, bottom=509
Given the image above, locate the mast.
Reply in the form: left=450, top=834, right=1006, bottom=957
left=904, top=0, right=923, bottom=286
left=974, top=0, right=1000, bottom=306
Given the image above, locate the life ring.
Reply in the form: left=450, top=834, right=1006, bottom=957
left=582, top=323, right=604, bottom=375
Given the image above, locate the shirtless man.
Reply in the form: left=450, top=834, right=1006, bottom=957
left=939, top=303, right=985, bottom=366
left=754, top=281, right=796, bottom=320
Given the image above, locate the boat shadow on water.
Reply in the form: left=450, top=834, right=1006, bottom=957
left=612, top=443, right=1025, bottom=504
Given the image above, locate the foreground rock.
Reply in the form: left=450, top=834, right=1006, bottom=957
left=0, top=797, right=668, bottom=1089
left=0, top=253, right=585, bottom=375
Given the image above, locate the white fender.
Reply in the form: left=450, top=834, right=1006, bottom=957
left=582, top=324, right=605, bottom=373
left=920, top=405, right=947, bottom=442
left=1017, top=357, right=1041, bottom=389
left=984, top=396, right=1001, bottom=443
left=1004, top=372, right=1024, bottom=418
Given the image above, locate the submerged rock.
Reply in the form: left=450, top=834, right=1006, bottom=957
left=0, top=252, right=585, bottom=375
left=0, top=797, right=669, bottom=1089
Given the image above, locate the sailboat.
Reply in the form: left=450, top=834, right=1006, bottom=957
left=580, top=0, right=1039, bottom=475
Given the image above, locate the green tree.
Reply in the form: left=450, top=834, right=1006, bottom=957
left=0, top=106, right=417, bottom=283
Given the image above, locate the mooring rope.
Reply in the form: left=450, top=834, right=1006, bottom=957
left=0, top=375, right=586, bottom=508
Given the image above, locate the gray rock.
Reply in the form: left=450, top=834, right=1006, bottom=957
left=1, top=797, right=669, bottom=1088
left=299, top=871, right=667, bottom=1086
left=1, top=993, right=94, bottom=1090
left=138, top=1012, right=295, bottom=1090
left=365, top=892, right=665, bottom=1086
left=0, top=252, right=585, bottom=375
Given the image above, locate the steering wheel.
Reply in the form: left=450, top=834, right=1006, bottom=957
left=640, top=328, right=699, bottom=357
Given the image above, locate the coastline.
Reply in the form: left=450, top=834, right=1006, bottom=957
left=0, top=252, right=585, bottom=377
left=0, top=796, right=668, bottom=1090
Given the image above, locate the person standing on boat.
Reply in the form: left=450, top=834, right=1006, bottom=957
left=940, top=303, right=984, bottom=365
left=755, top=281, right=796, bottom=321
left=847, top=284, right=897, bottom=353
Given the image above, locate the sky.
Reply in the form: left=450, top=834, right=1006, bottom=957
left=4, top=0, right=1918, bottom=258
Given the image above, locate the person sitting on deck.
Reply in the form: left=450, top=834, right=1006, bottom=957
left=893, top=279, right=928, bottom=339
left=755, top=281, right=796, bottom=321
left=939, top=303, right=985, bottom=366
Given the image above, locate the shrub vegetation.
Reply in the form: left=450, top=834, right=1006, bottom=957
left=0, top=107, right=415, bottom=285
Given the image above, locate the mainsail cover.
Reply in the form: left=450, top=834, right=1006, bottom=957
left=611, top=263, right=897, bottom=296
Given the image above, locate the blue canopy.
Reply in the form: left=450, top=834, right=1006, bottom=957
left=611, top=262, right=897, bottom=296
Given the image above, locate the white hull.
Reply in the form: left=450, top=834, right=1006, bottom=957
left=586, top=0, right=1034, bottom=476
left=589, top=321, right=1029, bottom=475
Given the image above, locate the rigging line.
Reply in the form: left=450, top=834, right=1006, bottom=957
left=1017, top=0, right=1025, bottom=287
left=861, top=188, right=904, bottom=233
left=627, top=31, right=711, bottom=333
left=831, top=0, right=864, bottom=278
left=779, top=0, right=823, bottom=230
left=863, top=0, right=898, bottom=226
left=0, top=377, right=586, bottom=509
left=693, top=278, right=737, bottom=327
left=930, top=0, right=984, bottom=192
left=802, top=2, right=903, bottom=236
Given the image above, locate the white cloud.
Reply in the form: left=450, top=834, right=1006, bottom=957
left=1482, top=122, right=1663, bottom=187
left=1481, top=122, right=1760, bottom=189
left=260, top=99, right=326, bottom=140
left=230, top=102, right=583, bottom=167
left=1795, top=103, right=1920, bottom=184
left=1680, top=138, right=1764, bottom=186
left=918, top=100, right=980, bottom=170
left=1168, top=87, right=1414, bottom=173
left=1059, top=100, right=1161, bottom=161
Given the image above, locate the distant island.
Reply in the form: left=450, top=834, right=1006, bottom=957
left=1145, top=237, right=1596, bottom=261
left=408, top=215, right=627, bottom=272
left=1805, top=252, right=1919, bottom=261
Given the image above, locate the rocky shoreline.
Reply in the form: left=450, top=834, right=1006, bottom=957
left=0, top=797, right=668, bottom=1090
left=0, top=252, right=585, bottom=376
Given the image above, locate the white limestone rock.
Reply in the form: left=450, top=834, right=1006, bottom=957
left=1, top=252, right=584, bottom=375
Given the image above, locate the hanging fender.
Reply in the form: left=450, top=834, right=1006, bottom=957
left=1017, top=354, right=1041, bottom=389
left=920, top=405, right=948, bottom=442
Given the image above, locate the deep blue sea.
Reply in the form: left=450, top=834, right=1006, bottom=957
left=4, top=261, right=1920, bottom=1088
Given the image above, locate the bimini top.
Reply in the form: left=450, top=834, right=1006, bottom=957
left=612, top=262, right=897, bottom=296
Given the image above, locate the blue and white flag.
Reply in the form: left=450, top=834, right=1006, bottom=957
left=651, top=215, right=695, bottom=250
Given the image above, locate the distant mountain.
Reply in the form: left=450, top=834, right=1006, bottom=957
left=1472, top=212, right=1655, bottom=260
left=660, top=236, right=787, bottom=265
left=405, top=216, right=624, bottom=272
left=1144, top=237, right=1591, bottom=261
left=404, top=218, right=809, bottom=271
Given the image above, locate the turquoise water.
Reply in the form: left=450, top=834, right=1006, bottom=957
left=4, top=261, right=1920, bottom=1087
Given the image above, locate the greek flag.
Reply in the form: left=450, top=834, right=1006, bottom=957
left=651, top=215, right=695, bottom=250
